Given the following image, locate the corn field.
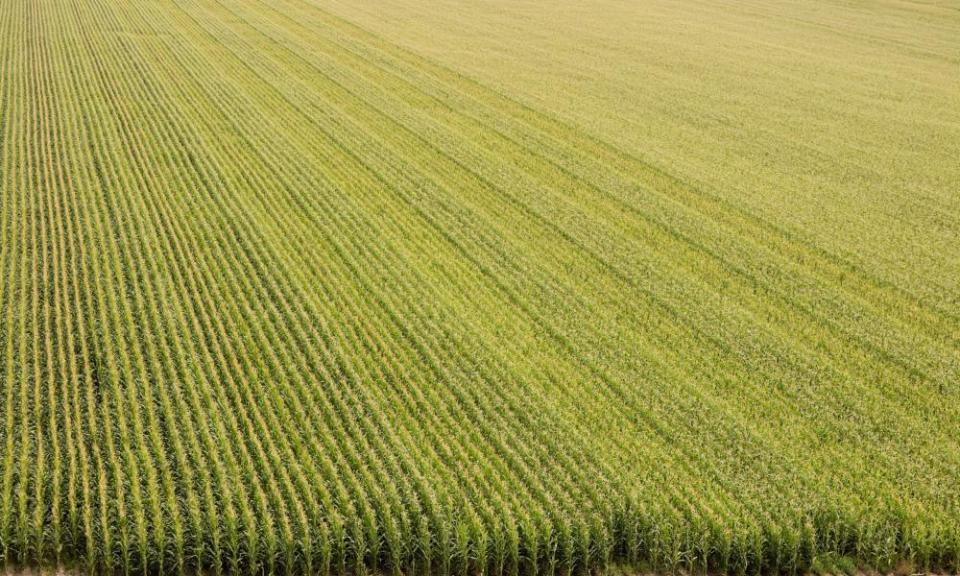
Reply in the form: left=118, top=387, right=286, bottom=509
left=0, top=0, right=958, bottom=574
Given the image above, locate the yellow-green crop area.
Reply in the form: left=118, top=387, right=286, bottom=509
left=1, top=0, right=958, bottom=574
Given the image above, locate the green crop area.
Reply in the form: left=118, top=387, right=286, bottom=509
left=1, top=0, right=958, bottom=574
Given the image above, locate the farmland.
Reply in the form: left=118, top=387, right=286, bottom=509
left=0, top=0, right=958, bottom=574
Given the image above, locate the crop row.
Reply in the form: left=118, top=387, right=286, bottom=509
left=0, top=0, right=957, bottom=575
